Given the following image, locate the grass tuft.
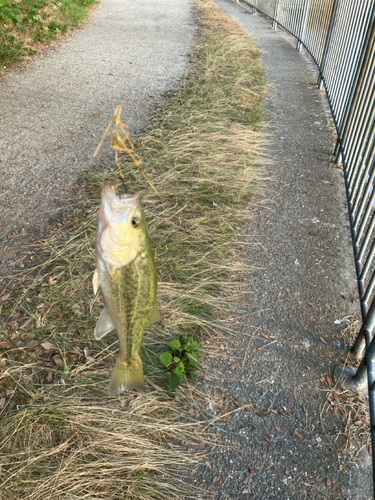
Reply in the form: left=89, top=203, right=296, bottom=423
left=0, top=0, right=98, bottom=68
left=0, top=0, right=266, bottom=497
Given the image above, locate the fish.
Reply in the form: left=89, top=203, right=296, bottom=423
left=93, top=184, right=161, bottom=395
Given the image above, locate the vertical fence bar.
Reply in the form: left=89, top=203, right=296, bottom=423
left=272, top=0, right=280, bottom=30
left=297, top=0, right=310, bottom=51
left=318, top=0, right=339, bottom=89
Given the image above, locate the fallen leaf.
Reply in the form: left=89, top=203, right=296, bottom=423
left=307, top=302, right=315, bottom=307
left=261, top=333, right=269, bottom=339
left=23, top=340, right=38, bottom=349
left=320, top=336, right=327, bottom=344
left=333, top=405, right=339, bottom=414
left=354, top=420, right=363, bottom=426
left=343, top=434, right=352, bottom=440
left=46, top=372, right=53, bottom=383
left=84, top=347, right=90, bottom=358
left=49, top=276, right=57, bottom=285
left=41, top=341, right=57, bottom=351
left=284, top=410, right=291, bottom=416
left=301, top=323, right=308, bottom=328
left=339, top=464, right=344, bottom=471
left=220, top=344, right=224, bottom=350
left=229, top=362, right=238, bottom=370
left=54, top=358, right=64, bottom=369
left=263, top=434, right=272, bottom=444
left=294, top=430, right=303, bottom=439
left=0, top=457, right=9, bottom=465
left=1, top=293, right=10, bottom=302
left=369, top=445, right=372, bottom=456
left=0, top=398, right=6, bottom=409
left=212, top=476, right=220, bottom=485
left=326, top=478, right=332, bottom=487
left=248, top=468, right=255, bottom=475
left=221, top=355, right=228, bottom=361
left=0, top=341, right=11, bottom=349
left=275, top=425, right=281, bottom=431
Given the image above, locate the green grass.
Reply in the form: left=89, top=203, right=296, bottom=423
left=0, top=0, right=98, bottom=67
left=0, top=0, right=266, bottom=497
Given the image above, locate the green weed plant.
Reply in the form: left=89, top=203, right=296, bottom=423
left=160, top=336, right=202, bottom=393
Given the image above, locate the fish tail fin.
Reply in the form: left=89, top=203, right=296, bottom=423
left=108, top=358, right=145, bottom=396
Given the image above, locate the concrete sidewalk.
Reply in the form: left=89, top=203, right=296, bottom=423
left=0, top=0, right=193, bottom=283
left=192, top=1, right=373, bottom=498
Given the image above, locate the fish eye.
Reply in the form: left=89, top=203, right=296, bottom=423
left=131, top=217, right=140, bottom=228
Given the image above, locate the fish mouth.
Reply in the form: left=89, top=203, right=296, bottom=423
left=118, top=193, right=139, bottom=202
left=114, top=192, right=139, bottom=210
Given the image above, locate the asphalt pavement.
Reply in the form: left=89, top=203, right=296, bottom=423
left=0, top=0, right=193, bottom=283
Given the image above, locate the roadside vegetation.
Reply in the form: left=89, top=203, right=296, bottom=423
left=0, top=0, right=266, bottom=498
left=0, top=0, right=97, bottom=68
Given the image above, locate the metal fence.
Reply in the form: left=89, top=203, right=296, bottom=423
left=240, top=0, right=375, bottom=489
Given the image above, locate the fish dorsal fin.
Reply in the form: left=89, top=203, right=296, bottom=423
left=148, top=302, right=162, bottom=326
left=94, top=307, right=116, bottom=339
left=93, top=268, right=100, bottom=295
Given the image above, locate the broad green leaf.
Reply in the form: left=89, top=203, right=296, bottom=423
left=169, top=339, right=181, bottom=351
left=173, top=356, right=180, bottom=363
left=190, top=341, right=202, bottom=350
left=168, top=372, right=182, bottom=392
left=160, top=352, right=172, bottom=366
left=174, top=362, right=185, bottom=378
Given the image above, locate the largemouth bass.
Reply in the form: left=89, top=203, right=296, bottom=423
left=93, top=185, right=160, bottom=395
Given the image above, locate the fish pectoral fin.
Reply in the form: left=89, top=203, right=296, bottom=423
left=147, top=302, right=162, bottom=326
left=93, top=268, right=100, bottom=295
left=94, top=307, right=116, bottom=339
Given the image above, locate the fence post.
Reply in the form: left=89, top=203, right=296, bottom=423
left=272, top=0, right=280, bottom=30
left=297, top=0, right=310, bottom=52
left=318, top=0, right=340, bottom=90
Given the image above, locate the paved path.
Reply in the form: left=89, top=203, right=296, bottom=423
left=192, top=1, right=373, bottom=498
left=0, top=0, right=193, bottom=283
